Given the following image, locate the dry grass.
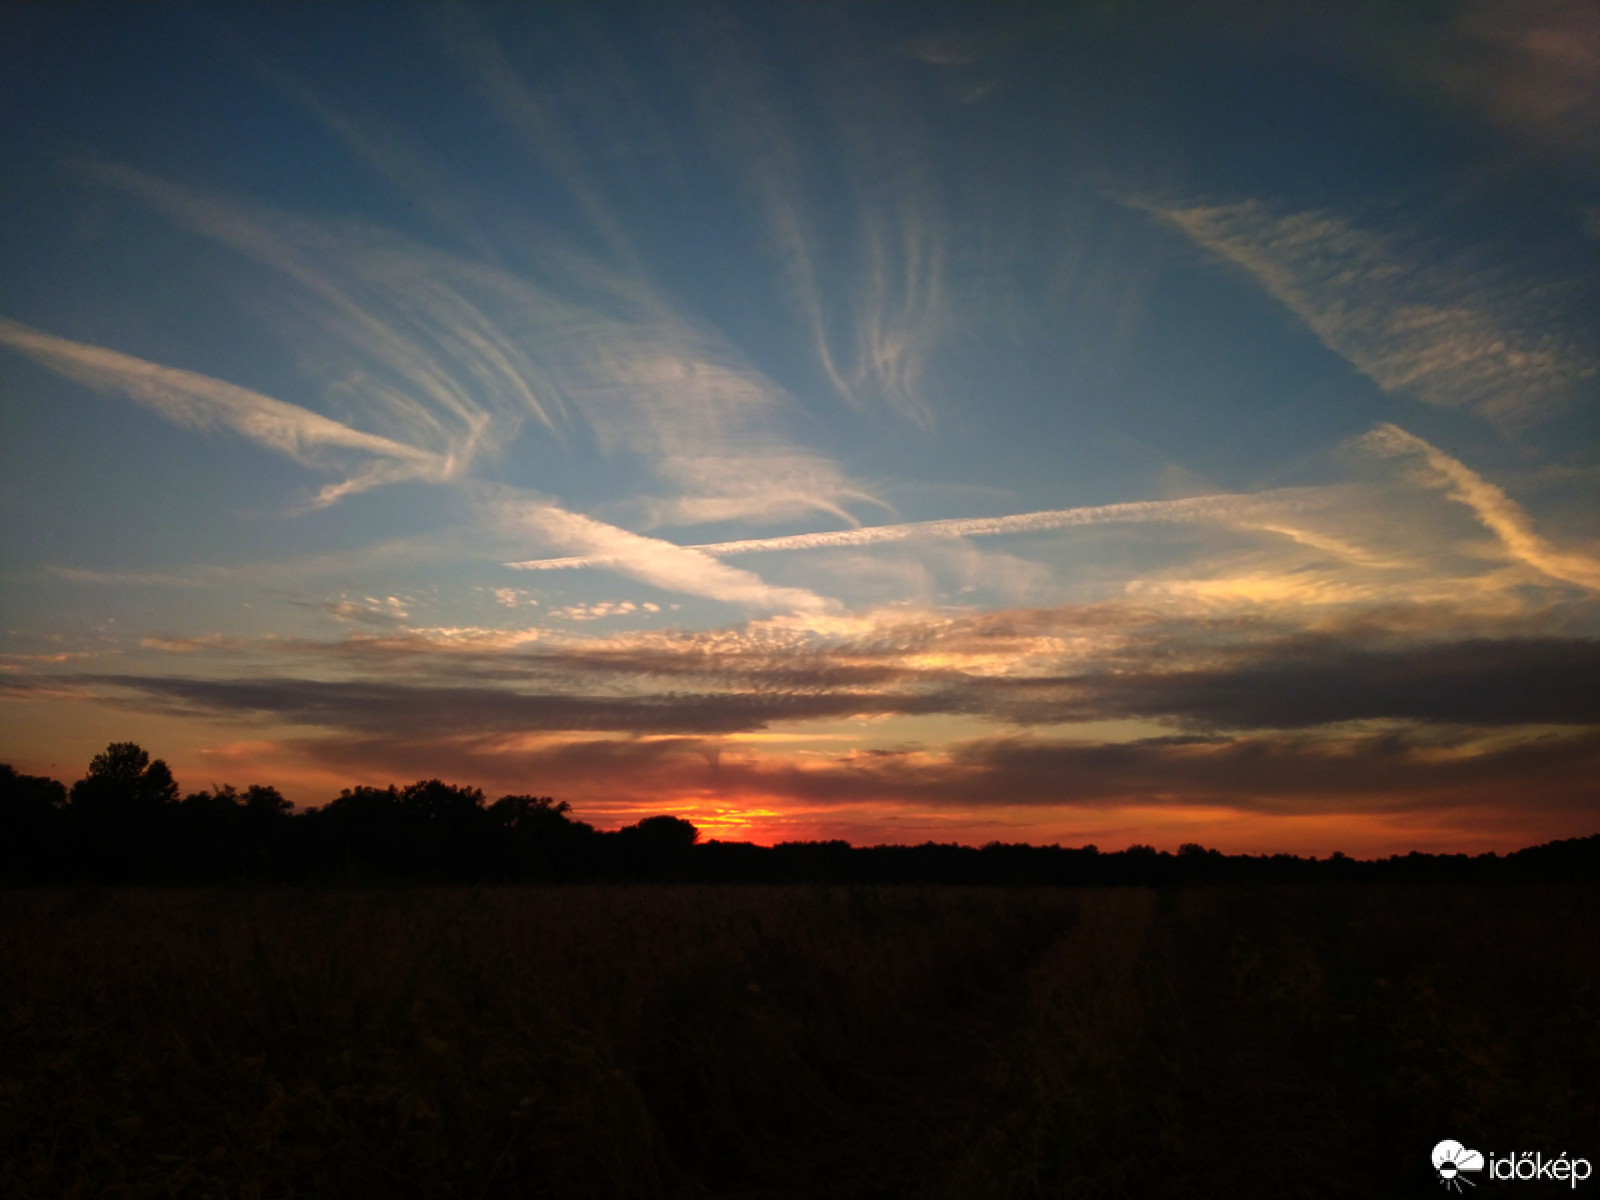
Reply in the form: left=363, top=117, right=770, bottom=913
left=0, top=886, right=1072, bottom=1199
left=1, top=884, right=1593, bottom=1198
left=937, top=884, right=1599, bottom=1199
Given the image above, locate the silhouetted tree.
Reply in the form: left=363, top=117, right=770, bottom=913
left=0, top=763, right=68, bottom=881
left=489, top=793, right=571, bottom=833
left=68, top=742, right=180, bottom=879
left=489, top=793, right=596, bottom=878
left=236, top=784, right=293, bottom=876
left=613, top=815, right=700, bottom=878
left=400, top=778, right=487, bottom=828
left=171, top=783, right=290, bottom=880
left=71, top=742, right=179, bottom=816
left=243, top=783, right=290, bottom=817
left=2, top=739, right=1596, bottom=886
left=175, top=784, right=245, bottom=879
left=303, top=784, right=406, bottom=878
left=302, top=779, right=500, bottom=879
left=402, top=779, right=495, bottom=876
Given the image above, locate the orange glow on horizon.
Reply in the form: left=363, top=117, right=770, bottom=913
left=4, top=703, right=1590, bottom=859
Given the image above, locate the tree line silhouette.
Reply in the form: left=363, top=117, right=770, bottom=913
left=3, top=741, right=1595, bottom=885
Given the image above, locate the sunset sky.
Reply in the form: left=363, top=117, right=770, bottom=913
left=1, top=2, right=1596, bottom=854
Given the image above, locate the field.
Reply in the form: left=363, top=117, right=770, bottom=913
left=1, top=884, right=1596, bottom=1198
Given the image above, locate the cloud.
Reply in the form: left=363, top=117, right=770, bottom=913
left=81, top=674, right=915, bottom=737
left=280, top=723, right=1600, bottom=829
left=367, top=626, right=547, bottom=652
left=498, top=497, right=837, bottom=614
left=917, top=726, right=1600, bottom=814
left=76, top=160, right=553, bottom=448
left=551, top=333, right=886, bottom=529
left=0, top=317, right=449, bottom=504
left=430, top=10, right=921, bottom=504
left=1126, top=571, right=1394, bottom=610
left=492, top=588, right=537, bottom=608
left=298, top=595, right=414, bottom=627
left=680, top=9, right=953, bottom=424
left=17, top=567, right=1597, bottom=842
left=1130, top=197, right=1596, bottom=425
left=549, top=600, right=639, bottom=621
left=78, top=160, right=882, bottom=531
left=1364, top=424, right=1600, bottom=590
left=38, top=530, right=490, bottom=598
left=46, top=566, right=201, bottom=588
left=505, top=486, right=1352, bottom=569
left=1076, top=635, right=1600, bottom=730
left=65, top=614, right=1600, bottom=737
left=140, top=635, right=237, bottom=654
left=270, top=71, right=500, bottom=259
left=1426, top=0, right=1600, bottom=160
left=901, top=33, right=983, bottom=67
left=427, top=5, right=645, bottom=271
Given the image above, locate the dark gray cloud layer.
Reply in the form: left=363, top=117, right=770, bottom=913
left=82, top=675, right=935, bottom=735
left=1075, top=637, right=1600, bottom=729
left=79, top=635, right=1600, bottom=737
left=285, top=725, right=1600, bottom=819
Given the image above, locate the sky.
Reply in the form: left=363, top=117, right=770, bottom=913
left=1, top=2, right=1596, bottom=855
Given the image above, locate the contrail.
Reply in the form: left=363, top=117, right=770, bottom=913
left=1363, top=423, right=1600, bottom=591
left=504, top=488, right=1327, bottom=571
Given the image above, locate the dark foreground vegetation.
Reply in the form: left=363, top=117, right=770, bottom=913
left=4, top=744, right=1597, bottom=886
left=2, top=744, right=1597, bottom=1197
left=1, top=884, right=1596, bottom=1198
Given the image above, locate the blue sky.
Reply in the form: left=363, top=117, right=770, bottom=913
left=1, top=2, right=1596, bottom=852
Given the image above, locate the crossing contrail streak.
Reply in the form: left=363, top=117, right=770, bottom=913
left=504, top=488, right=1331, bottom=571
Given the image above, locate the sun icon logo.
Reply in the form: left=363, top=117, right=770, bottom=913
left=1432, top=1140, right=1485, bottom=1191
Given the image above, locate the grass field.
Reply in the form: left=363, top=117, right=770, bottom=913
left=1, top=884, right=1595, bottom=1198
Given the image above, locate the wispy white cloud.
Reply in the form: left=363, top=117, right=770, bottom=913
left=1125, top=570, right=1406, bottom=610
left=2, top=266, right=867, bottom=614
left=499, top=498, right=836, bottom=615
left=78, top=160, right=554, bottom=448
left=554, top=328, right=887, bottom=528
left=684, top=12, right=951, bottom=425
left=427, top=5, right=645, bottom=273
left=267, top=70, right=500, bottom=260
left=1130, top=196, right=1596, bottom=426
left=318, top=595, right=414, bottom=626
left=491, top=587, right=538, bottom=609
left=78, top=161, right=881, bottom=531
left=548, top=600, right=656, bottom=622
left=847, top=204, right=948, bottom=425
left=1363, top=423, right=1600, bottom=591
left=506, top=425, right=1600, bottom=619
left=0, top=317, right=449, bottom=504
